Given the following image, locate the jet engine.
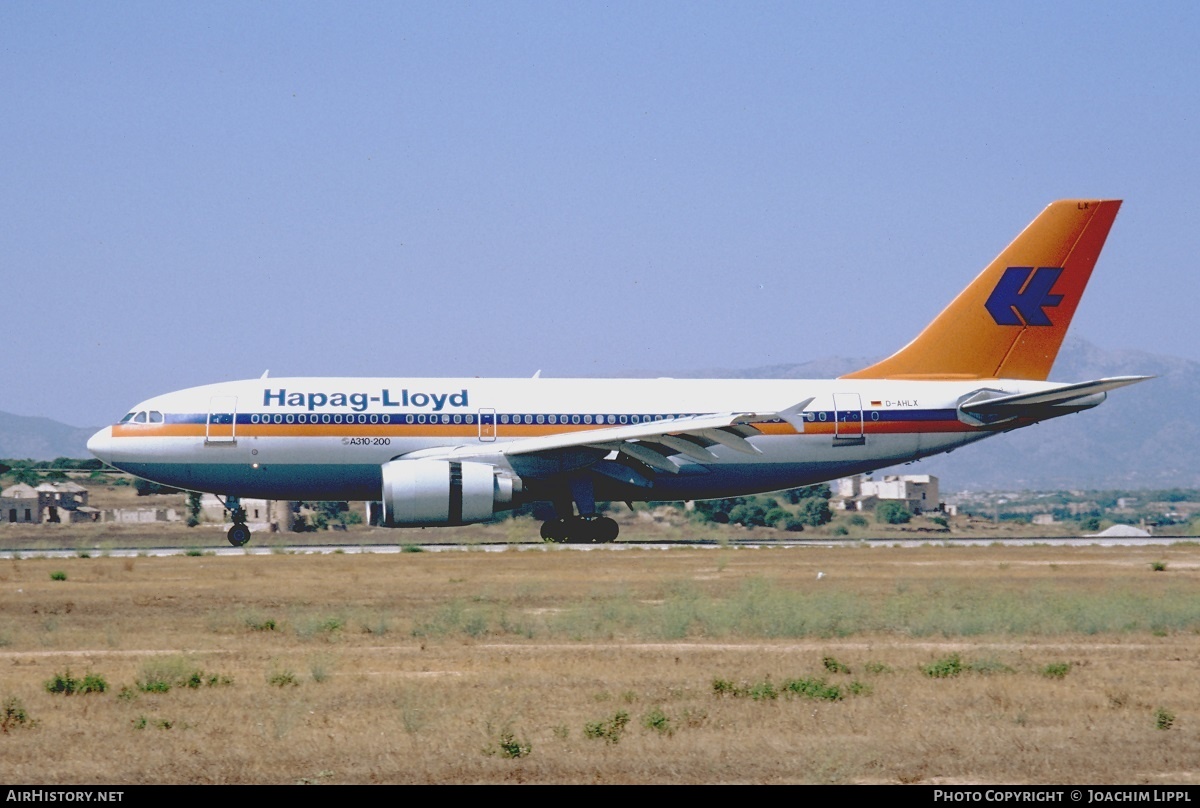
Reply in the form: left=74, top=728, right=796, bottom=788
left=381, top=459, right=519, bottom=527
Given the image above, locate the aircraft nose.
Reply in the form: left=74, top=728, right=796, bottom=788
left=87, top=426, right=113, bottom=463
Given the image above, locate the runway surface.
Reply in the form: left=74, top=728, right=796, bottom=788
left=0, top=534, right=1182, bottom=559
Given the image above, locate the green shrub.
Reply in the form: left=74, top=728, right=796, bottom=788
left=782, top=677, right=843, bottom=701
left=131, top=716, right=176, bottom=731
left=1155, top=707, right=1175, bottom=731
left=495, top=732, right=531, bottom=758
left=137, top=657, right=228, bottom=693
left=296, top=615, right=344, bottom=638
left=822, top=656, right=850, bottom=674
left=847, top=680, right=871, bottom=696
left=45, top=670, right=107, bottom=695
left=1, top=697, right=34, bottom=733
left=642, top=707, right=673, bottom=736
left=712, top=674, right=859, bottom=702
left=711, top=678, right=738, bottom=696
left=794, top=496, right=833, bottom=527
left=268, top=669, right=299, bottom=688
left=45, top=670, right=76, bottom=694
left=49, top=570, right=67, bottom=581
left=781, top=515, right=807, bottom=532
left=1041, top=662, right=1071, bottom=679
left=876, top=501, right=911, bottom=524
left=483, top=724, right=531, bottom=758
left=747, top=680, right=778, bottom=701
left=763, top=507, right=790, bottom=529
left=584, top=710, right=630, bottom=744
left=79, top=672, right=108, bottom=693
left=922, top=654, right=966, bottom=678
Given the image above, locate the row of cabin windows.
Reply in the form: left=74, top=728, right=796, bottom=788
left=497, top=413, right=681, bottom=426
left=121, top=412, right=693, bottom=427
left=244, top=413, right=685, bottom=426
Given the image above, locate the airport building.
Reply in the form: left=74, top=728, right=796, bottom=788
left=834, top=474, right=946, bottom=515
left=0, top=481, right=100, bottom=524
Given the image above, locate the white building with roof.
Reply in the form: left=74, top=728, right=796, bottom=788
left=834, top=474, right=942, bottom=515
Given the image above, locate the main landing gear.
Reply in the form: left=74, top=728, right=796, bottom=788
left=538, top=475, right=621, bottom=544
left=540, top=515, right=620, bottom=544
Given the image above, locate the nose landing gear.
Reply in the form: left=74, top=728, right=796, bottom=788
left=227, top=523, right=252, bottom=547
left=225, top=498, right=251, bottom=546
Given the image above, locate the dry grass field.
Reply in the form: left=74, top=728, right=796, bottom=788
left=1, top=534, right=1199, bottom=785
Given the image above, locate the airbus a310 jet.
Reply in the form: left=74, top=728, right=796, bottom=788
left=88, top=199, right=1148, bottom=546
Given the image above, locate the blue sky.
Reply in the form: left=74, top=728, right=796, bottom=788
left=3, top=2, right=1198, bottom=427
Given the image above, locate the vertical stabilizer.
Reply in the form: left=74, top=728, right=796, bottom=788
left=842, top=199, right=1121, bottom=381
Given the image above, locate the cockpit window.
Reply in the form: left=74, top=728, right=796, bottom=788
left=120, top=410, right=162, bottom=424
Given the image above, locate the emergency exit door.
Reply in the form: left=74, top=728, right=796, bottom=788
left=832, top=393, right=865, bottom=446
left=206, top=396, right=238, bottom=444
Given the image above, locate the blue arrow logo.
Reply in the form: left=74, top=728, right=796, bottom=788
left=984, top=266, right=1064, bottom=326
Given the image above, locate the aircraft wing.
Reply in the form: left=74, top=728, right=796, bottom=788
left=958, top=376, right=1151, bottom=425
left=406, top=399, right=814, bottom=477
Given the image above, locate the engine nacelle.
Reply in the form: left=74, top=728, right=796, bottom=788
left=381, top=459, right=518, bottom=527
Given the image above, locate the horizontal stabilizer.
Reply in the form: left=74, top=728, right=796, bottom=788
left=959, top=376, right=1151, bottom=425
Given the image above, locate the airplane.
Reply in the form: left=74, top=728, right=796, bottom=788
left=87, top=199, right=1149, bottom=547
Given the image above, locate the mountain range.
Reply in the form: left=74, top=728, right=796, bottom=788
left=0, top=411, right=100, bottom=464
left=1, top=338, right=1192, bottom=491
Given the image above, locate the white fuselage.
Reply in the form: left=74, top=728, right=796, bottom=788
left=87, top=375, right=1053, bottom=503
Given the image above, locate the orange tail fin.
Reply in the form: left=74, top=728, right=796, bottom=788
left=842, top=199, right=1121, bottom=381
